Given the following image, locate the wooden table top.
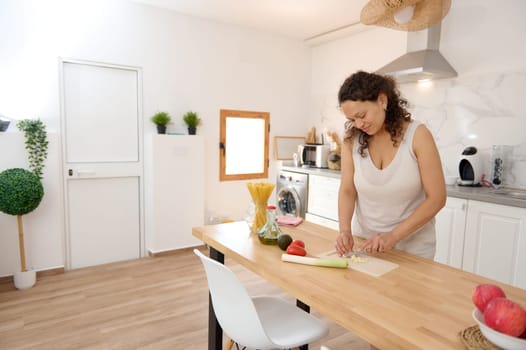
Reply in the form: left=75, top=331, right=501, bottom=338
left=192, top=221, right=526, bottom=350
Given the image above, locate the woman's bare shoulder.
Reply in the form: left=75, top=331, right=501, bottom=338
left=414, top=123, right=434, bottom=141
left=412, top=123, right=439, bottom=155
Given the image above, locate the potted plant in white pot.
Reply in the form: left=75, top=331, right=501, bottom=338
left=182, top=111, right=201, bottom=135
left=150, top=111, right=171, bottom=134
left=0, top=168, right=44, bottom=289
left=0, top=119, right=48, bottom=289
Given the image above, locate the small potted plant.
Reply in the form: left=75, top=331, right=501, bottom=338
left=182, top=111, right=201, bottom=135
left=0, top=119, right=10, bottom=132
left=0, top=114, right=10, bottom=132
left=150, top=111, right=171, bottom=134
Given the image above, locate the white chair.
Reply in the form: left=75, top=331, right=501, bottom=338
left=194, top=249, right=329, bottom=350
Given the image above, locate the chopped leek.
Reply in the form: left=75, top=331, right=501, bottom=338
left=281, top=254, right=348, bottom=268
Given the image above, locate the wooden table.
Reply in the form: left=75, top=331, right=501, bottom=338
left=192, top=221, right=526, bottom=350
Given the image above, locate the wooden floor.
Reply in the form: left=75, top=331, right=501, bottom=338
left=0, top=247, right=369, bottom=350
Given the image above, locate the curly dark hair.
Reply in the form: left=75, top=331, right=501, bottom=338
left=338, top=71, right=411, bottom=157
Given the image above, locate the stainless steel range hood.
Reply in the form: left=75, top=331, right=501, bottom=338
left=376, top=23, right=457, bottom=83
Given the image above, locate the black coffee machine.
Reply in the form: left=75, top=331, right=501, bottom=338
left=458, top=146, right=482, bottom=186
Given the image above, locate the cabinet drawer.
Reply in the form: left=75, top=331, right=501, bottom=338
left=306, top=213, right=339, bottom=230
left=307, top=175, right=339, bottom=221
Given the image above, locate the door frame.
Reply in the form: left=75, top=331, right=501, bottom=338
left=58, top=57, right=145, bottom=269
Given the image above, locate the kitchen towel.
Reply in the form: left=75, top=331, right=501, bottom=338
left=277, top=215, right=303, bottom=226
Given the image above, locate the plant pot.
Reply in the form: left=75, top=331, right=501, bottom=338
left=188, top=127, right=196, bottom=135
left=0, top=120, right=10, bottom=132
left=156, top=125, right=167, bottom=134
left=14, top=270, right=36, bottom=290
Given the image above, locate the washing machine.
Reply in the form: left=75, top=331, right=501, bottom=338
left=276, top=170, right=308, bottom=218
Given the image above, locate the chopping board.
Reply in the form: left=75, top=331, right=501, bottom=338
left=318, top=250, right=399, bottom=277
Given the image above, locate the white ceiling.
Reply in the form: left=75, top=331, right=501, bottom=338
left=132, top=0, right=371, bottom=41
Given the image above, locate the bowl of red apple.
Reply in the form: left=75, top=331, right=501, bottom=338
left=472, top=284, right=526, bottom=350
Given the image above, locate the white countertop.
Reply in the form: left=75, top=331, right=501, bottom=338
left=446, top=185, right=526, bottom=208
left=280, top=165, right=341, bottom=179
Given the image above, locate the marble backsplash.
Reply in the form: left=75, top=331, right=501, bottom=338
left=313, top=70, right=526, bottom=189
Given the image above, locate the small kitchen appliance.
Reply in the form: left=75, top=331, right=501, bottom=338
left=489, top=145, right=512, bottom=188
left=297, top=143, right=329, bottom=168
left=458, top=146, right=482, bottom=186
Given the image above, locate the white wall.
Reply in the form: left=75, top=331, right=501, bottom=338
left=0, top=0, right=311, bottom=276
left=309, top=0, right=526, bottom=188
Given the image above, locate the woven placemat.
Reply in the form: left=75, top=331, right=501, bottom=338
left=459, top=325, right=501, bottom=350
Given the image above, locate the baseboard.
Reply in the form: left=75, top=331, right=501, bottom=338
left=0, top=266, right=65, bottom=285
left=148, top=244, right=206, bottom=257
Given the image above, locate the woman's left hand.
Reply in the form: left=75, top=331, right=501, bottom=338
left=358, top=232, right=398, bottom=254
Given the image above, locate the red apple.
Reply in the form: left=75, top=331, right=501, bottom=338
left=484, top=297, right=526, bottom=337
left=520, top=329, right=526, bottom=339
left=472, top=284, right=506, bottom=312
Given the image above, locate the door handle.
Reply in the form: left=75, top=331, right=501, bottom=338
left=68, top=169, right=95, bottom=177
left=77, top=169, right=96, bottom=176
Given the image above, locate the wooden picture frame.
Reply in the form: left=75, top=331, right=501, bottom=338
left=274, top=136, right=305, bottom=160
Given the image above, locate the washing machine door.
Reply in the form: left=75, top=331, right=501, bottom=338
left=277, top=187, right=301, bottom=217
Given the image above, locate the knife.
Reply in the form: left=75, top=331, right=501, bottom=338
left=343, top=249, right=368, bottom=258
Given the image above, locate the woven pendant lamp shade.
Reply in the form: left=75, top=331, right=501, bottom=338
left=360, top=0, right=451, bottom=31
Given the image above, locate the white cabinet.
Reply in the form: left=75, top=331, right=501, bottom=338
left=462, top=200, right=526, bottom=289
left=305, top=213, right=339, bottom=230
left=434, top=197, right=467, bottom=268
left=150, top=135, right=204, bottom=254
left=306, top=174, right=339, bottom=229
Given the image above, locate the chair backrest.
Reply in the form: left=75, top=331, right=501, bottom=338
left=193, top=249, right=275, bottom=349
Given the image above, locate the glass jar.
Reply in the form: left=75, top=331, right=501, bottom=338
left=490, top=145, right=512, bottom=188
left=246, top=182, right=275, bottom=233
left=258, top=205, right=282, bottom=245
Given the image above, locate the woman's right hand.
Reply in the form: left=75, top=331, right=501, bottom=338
left=335, top=232, right=354, bottom=257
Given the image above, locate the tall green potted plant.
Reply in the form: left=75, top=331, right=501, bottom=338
left=0, top=169, right=44, bottom=289
left=0, top=119, right=48, bottom=289
left=150, top=111, right=171, bottom=134
left=182, top=111, right=201, bottom=135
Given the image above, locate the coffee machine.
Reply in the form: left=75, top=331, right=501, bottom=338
left=458, top=146, right=482, bottom=186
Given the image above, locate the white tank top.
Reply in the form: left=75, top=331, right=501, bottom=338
left=352, top=120, right=436, bottom=258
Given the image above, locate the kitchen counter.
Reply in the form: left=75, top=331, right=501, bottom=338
left=193, top=221, right=526, bottom=349
left=446, top=185, right=526, bottom=209
left=280, top=165, right=526, bottom=209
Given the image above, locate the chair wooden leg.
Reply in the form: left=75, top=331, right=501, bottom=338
left=225, top=338, right=234, bottom=350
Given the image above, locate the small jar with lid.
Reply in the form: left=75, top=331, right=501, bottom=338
left=257, top=205, right=282, bottom=245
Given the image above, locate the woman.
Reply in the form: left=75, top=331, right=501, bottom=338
left=335, top=71, right=446, bottom=259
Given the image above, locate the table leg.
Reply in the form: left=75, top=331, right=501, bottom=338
left=209, top=247, right=224, bottom=350
left=296, top=299, right=310, bottom=350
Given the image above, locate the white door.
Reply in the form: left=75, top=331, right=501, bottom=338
left=60, top=59, right=144, bottom=269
